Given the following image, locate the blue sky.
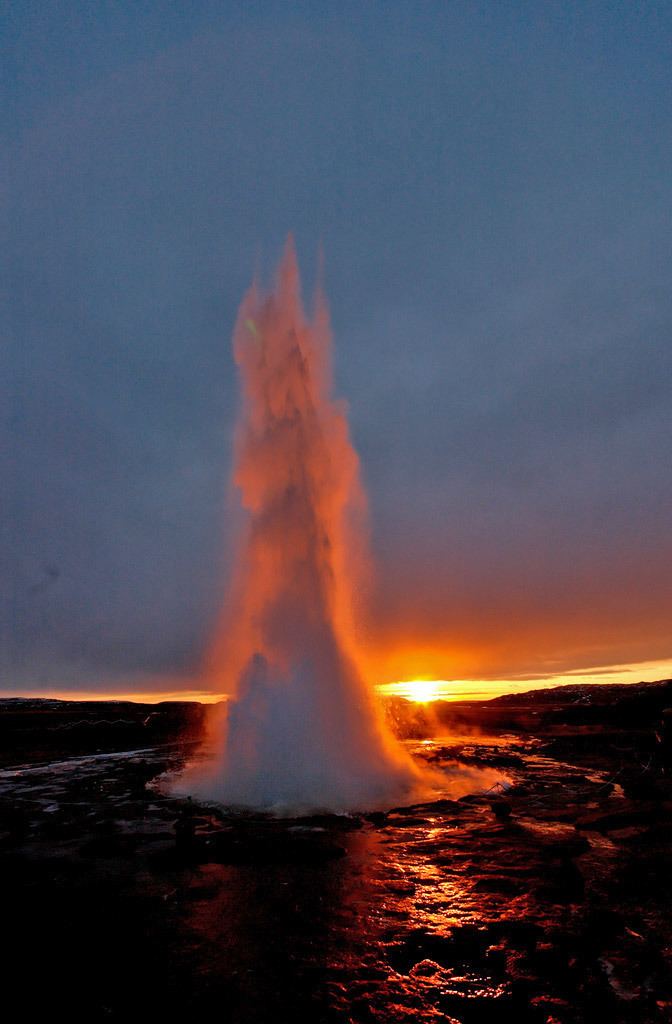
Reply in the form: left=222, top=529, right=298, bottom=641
left=3, top=2, right=671, bottom=692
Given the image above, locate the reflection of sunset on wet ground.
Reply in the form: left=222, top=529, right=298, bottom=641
left=5, top=721, right=671, bottom=1020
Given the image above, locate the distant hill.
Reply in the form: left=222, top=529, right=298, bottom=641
left=0, top=698, right=207, bottom=768
left=487, top=679, right=672, bottom=706
left=383, top=679, right=672, bottom=740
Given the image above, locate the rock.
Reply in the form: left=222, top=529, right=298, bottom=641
left=575, top=804, right=663, bottom=832
left=365, top=811, right=388, bottom=825
left=409, top=958, right=441, bottom=976
left=534, top=860, right=584, bottom=903
left=490, top=799, right=513, bottom=820
left=472, top=873, right=528, bottom=894
left=384, top=816, right=432, bottom=828
left=538, top=835, right=590, bottom=859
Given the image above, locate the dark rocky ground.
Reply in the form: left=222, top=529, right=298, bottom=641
left=1, top=682, right=672, bottom=1023
left=0, top=697, right=206, bottom=768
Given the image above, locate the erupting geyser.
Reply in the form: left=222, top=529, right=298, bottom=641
left=174, top=237, right=420, bottom=811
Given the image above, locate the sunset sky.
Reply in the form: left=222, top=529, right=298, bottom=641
left=3, top=2, right=671, bottom=702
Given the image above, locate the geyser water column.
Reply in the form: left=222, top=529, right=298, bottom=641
left=175, top=237, right=419, bottom=811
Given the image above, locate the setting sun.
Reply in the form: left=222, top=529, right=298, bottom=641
left=405, top=680, right=441, bottom=703
left=380, top=679, right=445, bottom=703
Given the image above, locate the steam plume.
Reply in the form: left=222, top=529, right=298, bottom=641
left=174, top=238, right=418, bottom=810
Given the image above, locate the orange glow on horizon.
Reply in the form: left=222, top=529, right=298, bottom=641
left=5, top=655, right=671, bottom=706
left=376, top=655, right=672, bottom=703
left=0, top=690, right=226, bottom=704
left=381, top=679, right=445, bottom=703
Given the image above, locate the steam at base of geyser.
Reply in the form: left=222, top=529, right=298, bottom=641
left=170, top=238, right=502, bottom=813
left=173, top=653, right=427, bottom=814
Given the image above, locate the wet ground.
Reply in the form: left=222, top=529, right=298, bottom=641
left=1, top=734, right=671, bottom=1023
